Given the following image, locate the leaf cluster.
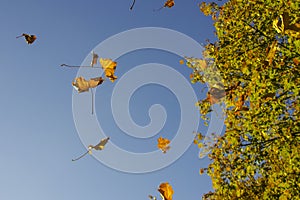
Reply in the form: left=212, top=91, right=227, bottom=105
left=191, top=0, right=300, bottom=199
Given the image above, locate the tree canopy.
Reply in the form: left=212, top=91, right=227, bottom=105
left=190, top=0, right=300, bottom=199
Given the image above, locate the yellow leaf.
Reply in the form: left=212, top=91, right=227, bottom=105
left=72, top=137, right=110, bottom=161
left=100, top=58, right=118, bottom=82
left=266, top=41, right=278, bottom=65
left=92, top=137, right=110, bottom=150
left=158, top=182, right=174, bottom=200
left=273, top=16, right=284, bottom=34
left=273, top=12, right=300, bottom=38
left=72, top=76, right=104, bottom=93
left=179, top=59, right=184, bottom=65
left=157, top=137, right=171, bottom=153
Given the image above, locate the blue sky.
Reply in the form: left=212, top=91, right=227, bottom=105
left=0, top=0, right=220, bottom=199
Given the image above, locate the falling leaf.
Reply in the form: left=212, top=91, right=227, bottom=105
left=158, top=182, right=174, bottom=200
left=72, top=76, right=104, bottom=114
left=199, top=168, right=205, bottom=175
left=164, top=0, right=175, bottom=8
left=92, top=137, right=110, bottom=150
left=91, top=51, right=99, bottom=67
left=99, top=58, right=118, bottom=82
left=72, top=76, right=104, bottom=93
left=179, top=59, right=185, bottom=65
left=16, top=33, right=37, bottom=44
left=72, top=137, right=110, bottom=161
left=154, top=0, right=174, bottom=11
left=157, top=137, right=171, bottom=153
left=130, top=0, right=136, bottom=10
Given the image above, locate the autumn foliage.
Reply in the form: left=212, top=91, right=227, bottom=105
left=189, top=0, right=300, bottom=199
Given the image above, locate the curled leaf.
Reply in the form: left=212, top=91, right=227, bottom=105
left=91, top=51, right=99, bottom=67
left=154, top=0, right=174, bottom=11
left=16, top=33, right=37, bottom=44
left=72, top=137, right=110, bottom=161
left=164, top=0, right=174, bottom=8
left=72, top=76, right=104, bottom=114
left=92, top=137, right=110, bottom=150
left=100, top=58, right=118, bottom=82
left=158, top=182, right=174, bottom=200
left=72, top=76, right=104, bottom=93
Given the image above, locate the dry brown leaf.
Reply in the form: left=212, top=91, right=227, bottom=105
left=72, top=76, right=104, bottom=93
left=16, top=33, right=37, bottom=44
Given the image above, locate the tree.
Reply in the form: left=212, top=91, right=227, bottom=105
left=190, top=0, right=300, bottom=199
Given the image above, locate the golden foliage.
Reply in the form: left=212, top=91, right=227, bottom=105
left=100, top=58, right=118, bottom=82
left=157, top=137, right=171, bottom=153
left=158, top=182, right=174, bottom=200
left=72, top=76, right=104, bottom=93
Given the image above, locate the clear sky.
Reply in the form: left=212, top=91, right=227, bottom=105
left=0, top=0, right=221, bottom=199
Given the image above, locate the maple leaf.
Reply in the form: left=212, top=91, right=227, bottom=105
left=157, top=137, right=171, bottom=153
left=158, top=182, right=174, bottom=200
left=99, top=58, right=118, bottom=82
left=16, top=33, right=37, bottom=44
left=72, top=137, right=110, bottom=161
